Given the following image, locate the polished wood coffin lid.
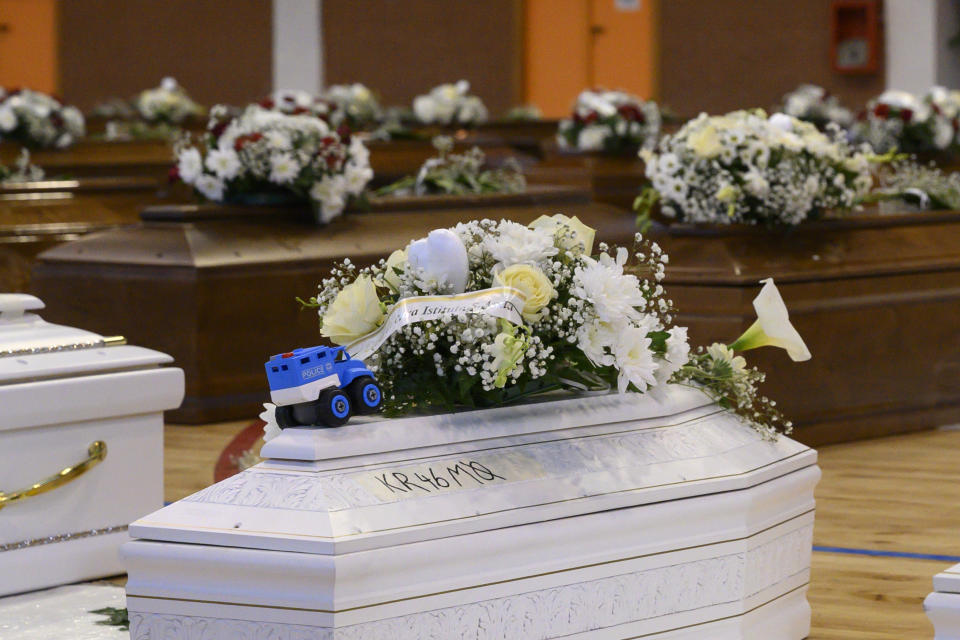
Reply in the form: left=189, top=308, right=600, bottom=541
left=644, top=209, right=960, bottom=446
left=31, top=186, right=634, bottom=422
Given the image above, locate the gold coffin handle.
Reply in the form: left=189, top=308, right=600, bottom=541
left=0, top=441, right=107, bottom=511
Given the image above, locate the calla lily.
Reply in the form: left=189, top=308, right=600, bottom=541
left=729, top=278, right=811, bottom=362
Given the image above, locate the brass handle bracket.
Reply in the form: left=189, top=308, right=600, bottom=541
left=0, top=441, right=107, bottom=511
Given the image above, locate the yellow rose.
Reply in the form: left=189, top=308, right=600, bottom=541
left=379, top=248, right=407, bottom=291
left=494, top=264, right=557, bottom=323
left=528, top=213, right=596, bottom=255
left=715, top=184, right=739, bottom=203
left=687, top=124, right=722, bottom=158
left=320, top=275, right=384, bottom=345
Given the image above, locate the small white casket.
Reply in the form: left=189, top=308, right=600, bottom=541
left=0, top=293, right=184, bottom=596
left=925, top=563, right=960, bottom=639
left=124, top=386, right=819, bottom=639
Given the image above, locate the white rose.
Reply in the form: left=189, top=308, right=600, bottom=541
left=407, top=228, right=470, bottom=293
left=320, top=275, right=384, bottom=345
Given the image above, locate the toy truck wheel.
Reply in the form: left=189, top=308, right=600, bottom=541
left=275, top=405, right=298, bottom=428
left=348, top=376, right=383, bottom=414
left=316, top=388, right=351, bottom=427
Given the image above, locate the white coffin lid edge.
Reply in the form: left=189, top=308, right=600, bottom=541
left=0, top=293, right=182, bottom=430
left=934, top=563, right=960, bottom=594
left=261, top=384, right=714, bottom=463
left=129, top=386, right=817, bottom=555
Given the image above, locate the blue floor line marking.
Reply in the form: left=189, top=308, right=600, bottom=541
left=813, top=545, right=960, bottom=563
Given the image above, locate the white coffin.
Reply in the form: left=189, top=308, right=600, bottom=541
left=0, top=293, right=184, bottom=596
left=926, top=563, right=960, bottom=639
left=124, top=386, right=819, bottom=639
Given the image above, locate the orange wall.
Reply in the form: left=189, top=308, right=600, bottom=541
left=524, top=0, right=591, bottom=118
left=524, top=0, right=658, bottom=118
left=0, top=0, right=58, bottom=94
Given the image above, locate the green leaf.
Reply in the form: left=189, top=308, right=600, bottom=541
left=90, top=607, right=129, bottom=631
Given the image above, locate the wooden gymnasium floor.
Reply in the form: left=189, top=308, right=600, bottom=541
left=163, top=421, right=960, bottom=639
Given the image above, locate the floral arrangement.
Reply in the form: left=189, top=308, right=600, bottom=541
left=867, top=158, right=960, bottom=211
left=294, top=215, right=809, bottom=438
left=637, top=110, right=874, bottom=226
left=780, top=84, right=852, bottom=129
left=0, top=149, right=43, bottom=184
left=260, top=90, right=334, bottom=119
left=174, top=104, right=373, bottom=224
left=0, top=88, right=85, bottom=149
left=324, top=83, right=382, bottom=129
left=133, top=77, right=204, bottom=124
left=504, top=104, right=543, bottom=122
left=412, top=80, right=489, bottom=127
left=376, top=136, right=525, bottom=197
left=852, top=89, right=958, bottom=154
left=557, top=89, right=661, bottom=153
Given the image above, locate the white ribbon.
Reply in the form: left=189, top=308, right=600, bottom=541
left=347, top=286, right=527, bottom=362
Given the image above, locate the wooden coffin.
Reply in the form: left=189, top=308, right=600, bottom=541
left=474, top=119, right=559, bottom=157
left=0, top=139, right=173, bottom=181
left=647, top=210, right=960, bottom=446
left=30, top=186, right=635, bottom=423
left=528, top=141, right=646, bottom=211
left=366, top=136, right=536, bottom=187
left=0, top=176, right=164, bottom=291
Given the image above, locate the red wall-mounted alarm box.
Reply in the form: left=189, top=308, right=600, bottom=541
left=831, top=0, right=881, bottom=74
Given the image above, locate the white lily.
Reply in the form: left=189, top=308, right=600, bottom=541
left=729, top=278, right=811, bottom=362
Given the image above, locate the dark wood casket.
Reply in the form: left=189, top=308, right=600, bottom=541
left=528, top=141, right=646, bottom=211
left=0, top=176, right=163, bottom=291
left=30, top=186, right=635, bottom=423
left=0, top=139, right=173, bottom=180
left=366, top=136, right=536, bottom=187
left=649, top=210, right=960, bottom=446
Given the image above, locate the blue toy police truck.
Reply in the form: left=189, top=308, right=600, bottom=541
left=265, top=346, right=383, bottom=428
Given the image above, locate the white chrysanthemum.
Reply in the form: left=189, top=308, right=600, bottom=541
left=613, top=326, right=659, bottom=393
left=654, top=325, right=690, bottom=386
left=310, top=174, right=347, bottom=223
left=177, top=147, right=203, bottom=184
left=205, top=148, right=242, bottom=180
left=269, top=153, right=300, bottom=184
left=484, top=221, right=558, bottom=268
left=576, top=125, right=607, bottom=151
left=0, top=107, right=15, bottom=132
left=576, top=320, right=617, bottom=368
left=343, top=161, right=373, bottom=196
left=572, top=248, right=647, bottom=324
left=195, top=174, right=225, bottom=201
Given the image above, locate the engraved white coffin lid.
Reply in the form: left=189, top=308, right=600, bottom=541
left=130, top=385, right=817, bottom=555
left=0, top=293, right=175, bottom=411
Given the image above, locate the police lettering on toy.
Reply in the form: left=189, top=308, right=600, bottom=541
left=264, top=346, right=382, bottom=428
